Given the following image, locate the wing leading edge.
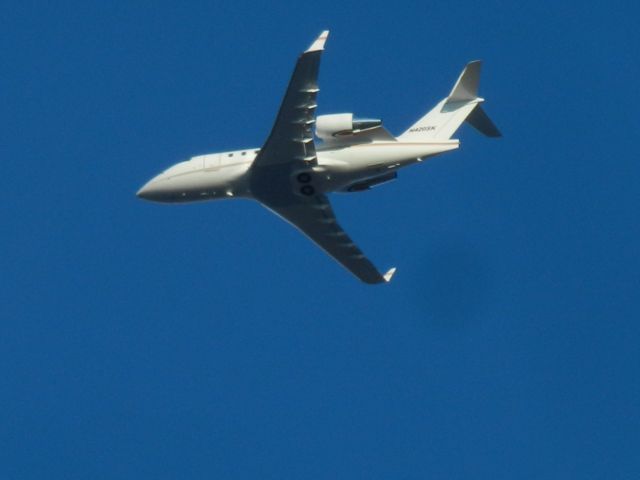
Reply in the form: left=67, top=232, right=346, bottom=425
left=250, top=31, right=395, bottom=284
left=250, top=31, right=328, bottom=170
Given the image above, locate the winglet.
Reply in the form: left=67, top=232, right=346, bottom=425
left=383, top=267, right=397, bottom=283
left=305, top=30, right=330, bottom=53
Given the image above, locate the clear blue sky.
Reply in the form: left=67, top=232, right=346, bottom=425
left=2, top=1, right=639, bottom=478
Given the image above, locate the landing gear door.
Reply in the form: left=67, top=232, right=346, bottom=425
left=203, top=154, right=220, bottom=170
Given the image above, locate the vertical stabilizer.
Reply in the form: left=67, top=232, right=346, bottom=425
left=448, top=60, right=481, bottom=101
left=398, top=61, right=500, bottom=141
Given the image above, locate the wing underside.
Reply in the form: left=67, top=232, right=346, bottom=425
left=250, top=31, right=394, bottom=284
left=261, top=194, right=395, bottom=284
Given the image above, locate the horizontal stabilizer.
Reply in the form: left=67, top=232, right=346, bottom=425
left=466, top=104, right=501, bottom=137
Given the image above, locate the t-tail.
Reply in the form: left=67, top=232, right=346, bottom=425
left=398, top=60, right=501, bottom=141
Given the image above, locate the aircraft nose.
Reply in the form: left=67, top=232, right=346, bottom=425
left=136, top=176, right=164, bottom=201
left=136, top=181, right=153, bottom=200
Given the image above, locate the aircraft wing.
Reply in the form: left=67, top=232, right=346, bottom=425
left=250, top=31, right=395, bottom=284
left=260, top=193, right=396, bottom=284
left=251, top=31, right=328, bottom=169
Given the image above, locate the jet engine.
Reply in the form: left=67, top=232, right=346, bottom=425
left=316, top=113, right=382, bottom=141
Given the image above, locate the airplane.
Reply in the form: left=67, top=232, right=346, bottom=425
left=137, top=31, right=500, bottom=284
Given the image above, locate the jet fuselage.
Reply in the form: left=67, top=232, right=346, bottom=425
left=137, top=140, right=459, bottom=203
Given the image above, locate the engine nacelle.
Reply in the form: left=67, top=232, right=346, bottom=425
left=316, top=113, right=382, bottom=142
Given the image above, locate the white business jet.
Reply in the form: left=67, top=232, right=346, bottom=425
left=137, top=31, right=500, bottom=284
